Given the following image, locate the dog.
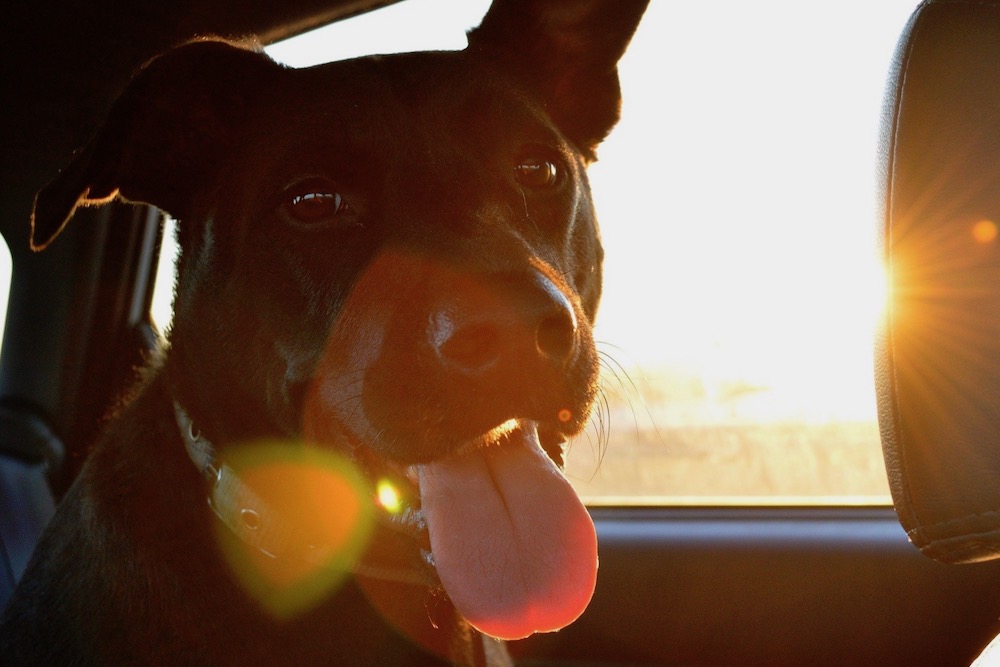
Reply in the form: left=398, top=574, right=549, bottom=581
left=0, top=0, right=648, bottom=664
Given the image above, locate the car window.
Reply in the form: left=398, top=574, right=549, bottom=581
left=152, top=0, right=920, bottom=505
left=0, top=237, right=12, bottom=355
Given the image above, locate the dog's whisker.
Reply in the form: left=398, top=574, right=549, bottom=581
left=324, top=392, right=365, bottom=412
left=596, top=343, right=670, bottom=454
left=596, top=386, right=612, bottom=462
left=570, top=385, right=611, bottom=484
left=516, top=188, right=541, bottom=235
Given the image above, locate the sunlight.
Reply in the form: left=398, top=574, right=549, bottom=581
left=587, top=0, right=914, bottom=426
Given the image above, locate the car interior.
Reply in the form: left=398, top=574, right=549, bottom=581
left=4, top=0, right=1000, bottom=664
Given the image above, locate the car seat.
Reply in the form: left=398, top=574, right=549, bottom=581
left=0, top=410, right=59, bottom=605
left=877, top=0, right=1000, bottom=661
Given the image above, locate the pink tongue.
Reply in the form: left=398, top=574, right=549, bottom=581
left=416, top=424, right=598, bottom=641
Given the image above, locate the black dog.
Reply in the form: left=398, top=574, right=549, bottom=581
left=0, top=0, right=648, bottom=664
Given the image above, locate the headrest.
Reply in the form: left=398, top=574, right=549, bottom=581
left=878, top=0, right=1000, bottom=564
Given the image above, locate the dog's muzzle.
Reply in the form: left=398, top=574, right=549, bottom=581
left=294, top=251, right=600, bottom=640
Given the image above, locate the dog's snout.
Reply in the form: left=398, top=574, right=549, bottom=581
left=429, top=272, right=579, bottom=376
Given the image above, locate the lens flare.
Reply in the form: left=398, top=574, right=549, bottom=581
left=212, top=441, right=374, bottom=619
left=376, top=478, right=403, bottom=514
left=973, top=220, right=998, bottom=244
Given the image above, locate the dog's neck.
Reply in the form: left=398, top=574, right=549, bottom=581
left=174, top=400, right=513, bottom=666
left=169, top=400, right=510, bottom=667
left=173, top=401, right=439, bottom=586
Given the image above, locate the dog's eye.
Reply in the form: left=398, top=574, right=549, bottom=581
left=282, top=181, right=352, bottom=226
left=287, top=191, right=348, bottom=222
left=515, top=157, right=559, bottom=188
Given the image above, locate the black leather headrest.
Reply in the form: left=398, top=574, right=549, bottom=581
left=878, top=0, right=1000, bottom=564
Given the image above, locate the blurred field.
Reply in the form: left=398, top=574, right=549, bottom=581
left=564, top=367, right=891, bottom=504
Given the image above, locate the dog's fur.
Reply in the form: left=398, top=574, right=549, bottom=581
left=0, top=1, right=648, bottom=664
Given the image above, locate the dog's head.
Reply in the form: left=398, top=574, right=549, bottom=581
left=31, top=0, right=648, bottom=641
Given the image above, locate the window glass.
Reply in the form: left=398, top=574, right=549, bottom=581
left=151, top=216, right=177, bottom=334
left=151, top=0, right=920, bottom=504
left=567, top=1, right=916, bottom=504
left=0, top=236, right=12, bottom=354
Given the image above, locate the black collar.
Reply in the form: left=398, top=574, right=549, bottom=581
left=173, top=401, right=439, bottom=586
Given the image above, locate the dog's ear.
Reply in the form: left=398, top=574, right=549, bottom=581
left=30, top=39, right=279, bottom=251
left=467, top=0, right=649, bottom=158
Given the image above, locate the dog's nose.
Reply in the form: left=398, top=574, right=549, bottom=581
left=532, top=277, right=578, bottom=363
left=429, top=272, right=578, bottom=375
